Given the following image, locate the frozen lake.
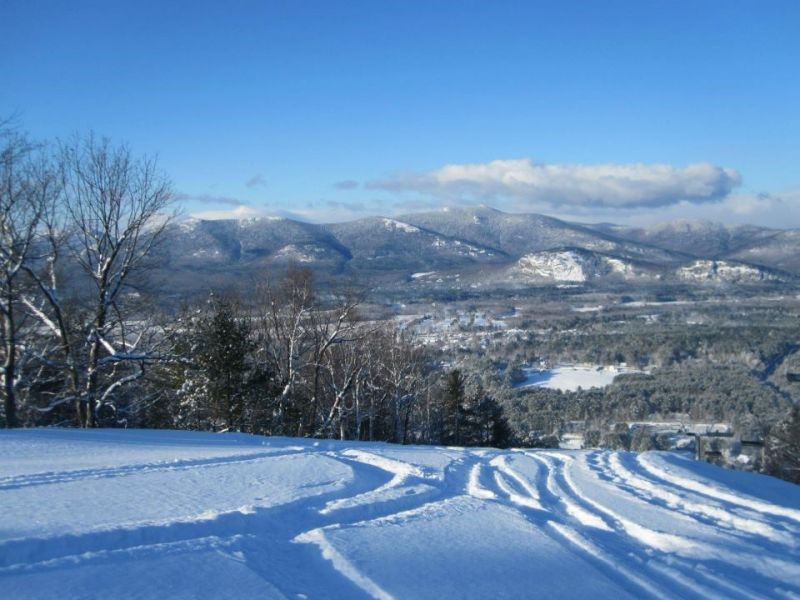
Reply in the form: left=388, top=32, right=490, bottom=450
left=516, top=365, right=642, bottom=392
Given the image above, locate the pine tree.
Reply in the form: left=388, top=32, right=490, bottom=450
left=463, top=383, right=513, bottom=448
left=182, top=296, right=254, bottom=431
left=764, top=406, right=800, bottom=484
left=478, top=395, right=513, bottom=448
left=442, top=369, right=465, bottom=445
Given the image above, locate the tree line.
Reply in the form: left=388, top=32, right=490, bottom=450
left=0, top=123, right=510, bottom=447
left=147, top=278, right=510, bottom=447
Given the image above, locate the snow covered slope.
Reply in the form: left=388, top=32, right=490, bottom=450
left=1, top=429, right=799, bottom=599
left=675, top=259, right=784, bottom=283
left=511, top=249, right=646, bottom=283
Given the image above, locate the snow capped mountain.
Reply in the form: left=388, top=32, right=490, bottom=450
left=400, top=206, right=619, bottom=256
left=590, top=219, right=793, bottom=266
left=156, top=208, right=799, bottom=295
left=167, top=217, right=351, bottom=266
left=323, top=216, right=502, bottom=277
left=726, top=229, right=800, bottom=274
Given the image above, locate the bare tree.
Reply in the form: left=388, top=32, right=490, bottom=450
left=45, top=134, right=175, bottom=426
left=353, top=331, right=389, bottom=441
left=305, top=285, right=363, bottom=436
left=0, top=124, right=58, bottom=427
left=373, top=327, right=426, bottom=444
left=317, top=324, right=366, bottom=439
left=19, top=181, right=79, bottom=416
left=253, top=269, right=364, bottom=436
left=255, top=268, right=316, bottom=434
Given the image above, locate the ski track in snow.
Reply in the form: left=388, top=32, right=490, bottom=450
left=1, top=430, right=799, bottom=599
left=0, top=448, right=308, bottom=491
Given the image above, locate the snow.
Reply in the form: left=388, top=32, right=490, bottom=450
left=513, top=251, right=637, bottom=283
left=274, top=244, right=319, bottom=263
left=573, top=304, right=605, bottom=312
left=381, top=218, right=420, bottom=233
left=2, top=429, right=799, bottom=599
left=606, top=257, right=634, bottom=275
left=516, top=251, right=587, bottom=282
left=516, top=365, right=644, bottom=391
left=676, top=260, right=775, bottom=283
left=623, top=300, right=691, bottom=308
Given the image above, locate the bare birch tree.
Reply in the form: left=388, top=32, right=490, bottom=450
left=52, top=134, right=174, bottom=426
left=255, top=268, right=316, bottom=434
left=0, top=124, right=60, bottom=427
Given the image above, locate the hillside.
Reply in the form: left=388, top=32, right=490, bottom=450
left=154, top=208, right=799, bottom=296
left=1, top=429, right=798, bottom=599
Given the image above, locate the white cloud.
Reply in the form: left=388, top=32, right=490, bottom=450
left=190, top=205, right=267, bottom=220
left=725, top=193, right=779, bottom=216
left=598, top=190, right=800, bottom=229
left=173, top=192, right=242, bottom=206
left=368, top=158, right=741, bottom=209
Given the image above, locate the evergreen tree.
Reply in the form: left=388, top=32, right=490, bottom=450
left=462, top=383, right=513, bottom=448
left=442, top=369, right=465, bottom=445
left=477, top=394, right=513, bottom=448
left=181, top=296, right=254, bottom=431
left=764, top=406, right=800, bottom=484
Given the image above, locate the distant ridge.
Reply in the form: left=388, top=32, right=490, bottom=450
left=156, top=207, right=798, bottom=295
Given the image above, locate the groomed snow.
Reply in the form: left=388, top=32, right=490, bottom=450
left=1, top=430, right=799, bottom=599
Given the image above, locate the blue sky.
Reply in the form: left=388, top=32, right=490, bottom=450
left=4, top=0, right=800, bottom=226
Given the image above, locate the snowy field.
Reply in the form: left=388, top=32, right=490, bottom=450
left=515, top=365, right=643, bottom=391
left=1, top=430, right=799, bottom=599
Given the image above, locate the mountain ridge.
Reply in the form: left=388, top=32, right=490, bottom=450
left=157, top=207, right=799, bottom=294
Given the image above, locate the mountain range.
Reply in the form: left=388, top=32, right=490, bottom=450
left=155, top=206, right=799, bottom=295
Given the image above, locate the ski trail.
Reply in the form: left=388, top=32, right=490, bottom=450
left=604, top=452, right=797, bottom=547
left=0, top=451, right=393, bottom=600
left=0, top=448, right=307, bottom=491
left=335, top=449, right=431, bottom=481
left=643, top=560, right=731, bottom=600
left=535, top=451, right=741, bottom=599
left=294, top=528, right=394, bottom=600
left=526, top=452, right=612, bottom=530
left=4, top=430, right=799, bottom=599
left=638, top=454, right=800, bottom=524
left=0, top=532, right=244, bottom=574
left=488, top=455, right=543, bottom=510
left=492, top=471, right=542, bottom=510
left=466, top=463, right=496, bottom=500
left=674, top=559, right=771, bottom=600
left=320, top=449, right=438, bottom=515
left=500, top=452, right=698, bottom=599
left=547, top=522, right=670, bottom=600
left=547, top=451, right=712, bottom=552
left=563, top=452, right=800, bottom=593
